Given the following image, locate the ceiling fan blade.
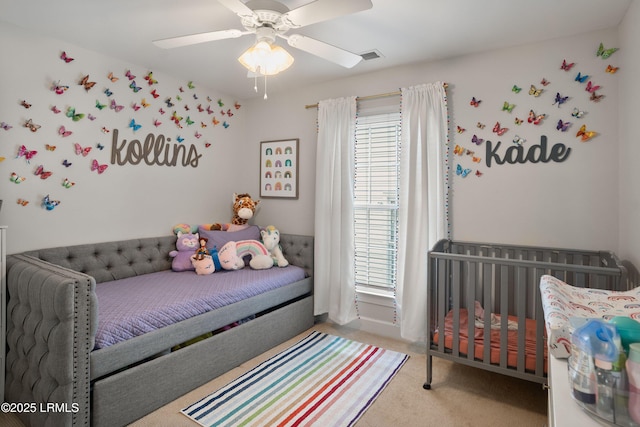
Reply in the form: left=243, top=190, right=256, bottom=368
left=283, top=0, right=372, bottom=28
left=284, top=34, right=362, bottom=68
left=218, top=0, right=258, bottom=20
left=153, top=29, right=247, bottom=49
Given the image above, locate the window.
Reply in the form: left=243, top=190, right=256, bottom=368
left=353, top=111, right=401, bottom=295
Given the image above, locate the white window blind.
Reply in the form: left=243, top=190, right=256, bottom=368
left=354, top=111, right=401, bottom=293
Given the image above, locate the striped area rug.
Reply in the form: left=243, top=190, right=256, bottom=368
left=181, top=331, right=408, bottom=427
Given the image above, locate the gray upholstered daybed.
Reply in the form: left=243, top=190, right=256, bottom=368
left=5, top=232, right=314, bottom=427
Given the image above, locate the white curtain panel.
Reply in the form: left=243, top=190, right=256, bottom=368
left=314, top=96, right=358, bottom=325
left=396, top=83, right=449, bottom=342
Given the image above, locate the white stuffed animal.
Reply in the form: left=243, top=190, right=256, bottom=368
left=261, top=225, right=289, bottom=267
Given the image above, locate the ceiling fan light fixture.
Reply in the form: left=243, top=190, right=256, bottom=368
left=238, top=40, right=294, bottom=76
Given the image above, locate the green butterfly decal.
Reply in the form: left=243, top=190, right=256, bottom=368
left=596, top=42, right=618, bottom=60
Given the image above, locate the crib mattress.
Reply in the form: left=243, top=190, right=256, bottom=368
left=94, top=266, right=306, bottom=349
left=432, top=308, right=547, bottom=373
left=540, top=274, right=640, bottom=359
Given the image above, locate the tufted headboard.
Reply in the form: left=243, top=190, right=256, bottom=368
left=24, top=236, right=176, bottom=283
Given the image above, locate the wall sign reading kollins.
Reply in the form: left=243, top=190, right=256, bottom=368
left=110, top=129, right=202, bottom=167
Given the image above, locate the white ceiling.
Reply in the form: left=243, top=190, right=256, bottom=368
left=0, top=0, right=632, bottom=100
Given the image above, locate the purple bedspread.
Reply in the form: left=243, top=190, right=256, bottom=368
left=94, top=266, right=306, bottom=349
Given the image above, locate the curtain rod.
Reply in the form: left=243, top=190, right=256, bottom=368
left=304, top=82, right=448, bottom=109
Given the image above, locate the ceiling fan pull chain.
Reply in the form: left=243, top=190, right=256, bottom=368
left=264, top=74, right=268, bottom=100
left=254, top=75, right=258, bottom=93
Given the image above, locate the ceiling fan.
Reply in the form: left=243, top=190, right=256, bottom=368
left=153, top=0, right=373, bottom=69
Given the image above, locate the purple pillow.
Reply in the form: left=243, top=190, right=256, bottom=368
left=198, top=225, right=261, bottom=252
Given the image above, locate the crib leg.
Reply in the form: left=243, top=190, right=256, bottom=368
left=423, top=353, right=432, bottom=390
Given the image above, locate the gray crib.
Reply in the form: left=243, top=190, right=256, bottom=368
left=424, top=240, right=628, bottom=389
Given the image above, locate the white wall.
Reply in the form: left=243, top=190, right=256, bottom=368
left=245, top=27, right=623, bottom=252
left=618, top=0, right=640, bottom=270
left=0, top=22, right=247, bottom=253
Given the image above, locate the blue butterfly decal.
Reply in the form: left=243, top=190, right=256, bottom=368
left=129, top=81, right=142, bottom=93
left=456, top=164, right=471, bottom=178
left=553, top=92, right=569, bottom=107
left=129, top=119, right=142, bottom=132
left=575, top=72, right=589, bottom=83
left=43, top=194, right=60, bottom=211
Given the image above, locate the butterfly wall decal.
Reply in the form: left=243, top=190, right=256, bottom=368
left=150, top=89, right=160, bottom=99
left=456, top=164, right=471, bottom=178
left=456, top=125, right=466, bottom=134
left=159, top=108, right=166, bottom=115
left=141, top=99, right=150, bottom=108
left=576, top=124, right=596, bottom=141
left=476, top=122, right=485, bottom=129
left=194, top=131, right=202, bottom=139
left=492, top=122, right=508, bottom=136
left=17, top=199, right=29, bottom=206
left=34, top=165, right=52, bottom=179
left=212, top=117, right=220, bottom=126
left=193, top=93, right=198, bottom=100
left=17, top=145, right=37, bottom=162
left=125, top=70, right=136, bottom=80
left=10, top=172, right=26, bottom=184
left=45, top=144, right=56, bottom=151
left=234, top=102, right=241, bottom=110
left=79, top=75, right=96, bottom=91
left=514, top=117, right=523, bottom=125
left=154, top=119, right=162, bottom=127
left=62, top=178, right=75, bottom=189
left=51, top=80, right=69, bottom=94
left=91, top=159, right=108, bottom=174
left=1, top=122, right=12, bottom=130
left=95, top=100, right=107, bottom=110
left=107, top=72, right=119, bottom=82
left=51, top=105, right=61, bottom=114
left=471, top=134, right=483, bottom=145
left=502, top=101, right=515, bottom=113
left=110, top=99, right=124, bottom=112
left=206, top=105, right=214, bottom=115
left=469, top=97, right=481, bottom=107
left=21, top=100, right=32, bottom=109
left=74, top=143, right=92, bottom=157
left=101, top=127, right=110, bottom=133
left=217, top=99, right=224, bottom=107
left=475, top=170, right=483, bottom=177
left=60, top=51, right=74, bottom=63
left=560, top=59, right=575, bottom=71
left=205, top=142, right=211, bottom=148
left=62, top=159, right=72, bottom=167
left=58, top=125, right=72, bottom=137
left=144, top=72, right=158, bottom=86
left=200, top=122, right=207, bottom=128
left=596, top=42, right=618, bottom=60
left=66, top=107, right=85, bottom=121
left=511, top=85, right=522, bottom=93
left=188, top=81, right=195, bottom=89
left=42, top=194, right=60, bottom=211
left=472, top=156, right=481, bottom=163
left=529, top=85, right=543, bottom=97
left=129, top=119, right=142, bottom=132
left=585, top=81, right=601, bottom=93
left=24, top=118, right=41, bottom=132
left=512, top=135, right=526, bottom=146
left=104, top=88, right=113, bottom=97
left=590, top=92, right=604, bottom=102
left=223, top=121, right=230, bottom=129
left=553, top=92, right=569, bottom=107
left=88, top=114, right=96, bottom=121
left=572, top=107, right=585, bottom=118
left=197, top=104, right=204, bottom=113
left=176, top=136, right=185, bottom=143
left=131, top=103, right=141, bottom=111
left=186, top=116, right=194, bottom=125
left=129, top=81, right=142, bottom=93
left=575, top=72, right=589, bottom=83
left=556, top=120, right=571, bottom=132
left=540, top=78, right=550, bottom=86
left=605, top=65, right=619, bottom=74
left=165, top=98, right=174, bottom=108
left=527, top=110, right=546, bottom=125
left=96, top=143, right=104, bottom=150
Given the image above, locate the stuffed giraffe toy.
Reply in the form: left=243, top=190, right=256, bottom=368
left=209, top=193, right=260, bottom=232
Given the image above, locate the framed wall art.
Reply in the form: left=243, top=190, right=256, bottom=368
left=260, top=138, right=299, bottom=199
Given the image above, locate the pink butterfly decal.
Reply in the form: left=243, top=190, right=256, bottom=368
left=492, top=122, right=508, bottom=136
left=206, top=105, right=214, bottom=115
left=528, top=110, right=546, bottom=125
left=51, top=105, right=61, bottom=114
left=59, top=125, right=72, bottom=137
left=540, top=78, right=550, bottom=86
left=34, top=165, right=53, bottom=179
left=197, top=104, right=204, bottom=112
left=194, top=131, right=202, bottom=139
left=159, top=108, right=166, bottom=115
left=52, top=80, right=69, bottom=94
left=110, top=99, right=124, bottom=112
left=469, top=97, right=481, bottom=107
left=153, top=119, right=162, bottom=127
left=125, top=70, right=136, bottom=81
left=131, top=103, right=141, bottom=111
left=560, top=59, right=575, bottom=71
left=74, top=143, right=92, bottom=157
left=91, top=159, right=108, bottom=174
left=585, top=81, right=601, bottom=93
left=60, top=51, right=74, bottom=63
left=17, top=145, right=37, bottom=162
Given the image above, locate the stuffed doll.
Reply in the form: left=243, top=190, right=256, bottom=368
left=169, top=231, right=199, bottom=271
left=194, top=237, right=209, bottom=261
left=261, top=225, right=289, bottom=267
left=207, top=193, right=260, bottom=231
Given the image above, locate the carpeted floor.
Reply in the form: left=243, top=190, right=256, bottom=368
left=0, top=321, right=549, bottom=427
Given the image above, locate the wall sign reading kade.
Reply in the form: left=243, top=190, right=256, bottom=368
left=485, top=135, right=571, bottom=167
left=110, top=129, right=202, bottom=168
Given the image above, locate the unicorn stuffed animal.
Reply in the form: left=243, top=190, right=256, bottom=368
left=261, top=225, right=289, bottom=267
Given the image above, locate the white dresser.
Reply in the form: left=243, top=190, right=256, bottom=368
left=0, top=226, right=6, bottom=403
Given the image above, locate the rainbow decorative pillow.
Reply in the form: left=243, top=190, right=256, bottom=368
left=540, top=275, right=640, bottom=358
left=198, top=225, right=261, bottom=266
